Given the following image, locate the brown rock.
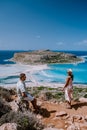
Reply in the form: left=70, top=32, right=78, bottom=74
left=56, top=111, right=67, bottom=117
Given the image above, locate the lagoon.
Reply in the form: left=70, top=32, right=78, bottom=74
left=0, top=50, right=87, bottom=86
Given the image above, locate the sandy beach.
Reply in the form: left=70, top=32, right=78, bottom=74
left=0, top=62, right=87, bottom=90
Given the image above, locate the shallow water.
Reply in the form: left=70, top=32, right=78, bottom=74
left=0, top=50, right=87, bottom=86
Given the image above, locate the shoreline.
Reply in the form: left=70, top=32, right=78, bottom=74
left=0, top=57, right=87, bottom=89
left=1, top=82, right=87, bottom=90
left=0, top=62, right=87, bottom=89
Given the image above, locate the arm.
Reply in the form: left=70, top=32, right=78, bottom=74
left=63, top=76, right=70, bottom=90
left=19, top=82, right=27, bottom=97
left=21, top=92, right=27, bottom=97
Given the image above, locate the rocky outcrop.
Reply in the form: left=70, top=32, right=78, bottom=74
left=11, top=50, right=82, bottom=64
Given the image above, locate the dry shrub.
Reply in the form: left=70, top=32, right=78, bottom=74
left=0, top=87, right=16, bottom=102
left=0, top=98, right=11, bottom=117
left=0, top=111, right=44, bottom=130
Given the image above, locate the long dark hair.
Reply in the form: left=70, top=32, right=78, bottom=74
left=68, top=72, right=74, bottom=81
left=71, top=74, right=74, bottom=81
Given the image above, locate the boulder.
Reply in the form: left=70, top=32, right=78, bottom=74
left=0, top=123, right=17, bottom=130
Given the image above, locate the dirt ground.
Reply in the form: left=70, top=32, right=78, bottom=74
left=12, top=94, right=87, bottom=129
left=38, top=100, right=87, bottom=129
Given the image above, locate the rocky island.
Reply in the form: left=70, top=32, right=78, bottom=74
left=11, top=50, right=82, bottom=64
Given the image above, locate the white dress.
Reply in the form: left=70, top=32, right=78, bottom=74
left=65, top=76, right=73, bottom=103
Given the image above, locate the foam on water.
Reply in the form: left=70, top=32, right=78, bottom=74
left=0, top=63, right=49, bottom=86
left=40, top=70, right=54, bottom=77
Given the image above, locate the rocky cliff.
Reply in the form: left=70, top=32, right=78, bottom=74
left=12, top=50, right=82, bottom=64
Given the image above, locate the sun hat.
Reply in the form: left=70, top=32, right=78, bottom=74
left=67, top=69, right=72, bottom=73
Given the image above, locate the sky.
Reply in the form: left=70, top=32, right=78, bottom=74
left=0, top=0, right=87, bottom=50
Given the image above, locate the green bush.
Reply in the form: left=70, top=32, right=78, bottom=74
left=45, top=92, right=54, bottom=100
left=54, top=92, right=63, bottom=99
left=37, top=86, right=45, bottom=91
left=84, top=94, right=87, bottom=98
left=47, top=88, right=55, bottom=90
left=73, top=87, right=83, bottom=93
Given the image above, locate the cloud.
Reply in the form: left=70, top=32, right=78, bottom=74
left=83, top=40, right=87, bottom=44
left=36, top=35, right=40, bottom=39
left=56, top=42, right=64, bottom=45
left=78, top=40, right=87, bottom=45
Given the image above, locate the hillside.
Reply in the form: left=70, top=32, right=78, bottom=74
left=0, top=86, right=87, bottom=130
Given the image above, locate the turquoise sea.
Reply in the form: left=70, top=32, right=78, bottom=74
left=0, top=50, right=87, bottom=86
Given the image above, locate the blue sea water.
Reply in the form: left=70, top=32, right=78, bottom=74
left=0, top=50, right=87, bottom=86
left=0, top=50, right=24, bottom=64
left=33, top=51, right=87, bottom=85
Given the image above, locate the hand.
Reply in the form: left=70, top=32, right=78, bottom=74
left=22, top=92, right=27, bottom=97
left=62, top=87, right=65, bottom=92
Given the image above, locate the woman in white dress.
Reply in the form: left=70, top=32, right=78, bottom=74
left=63, top=69, right=74, bottom=108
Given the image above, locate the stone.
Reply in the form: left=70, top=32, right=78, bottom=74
left=43, top=128, right=60, bottom=130
left=9, top=101, right=19, bottom=112
left=56, top=111, right=67, bottom=117
left=0, top=123, right=17, bottom=130
left=72, top=115, right=82, bottom=121
left=79, top=97, right=87, bottom=102
left=67, top=124, right=76, bottom=130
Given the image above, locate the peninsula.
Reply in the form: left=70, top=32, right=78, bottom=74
left=11, top=50, right=82, bottom=64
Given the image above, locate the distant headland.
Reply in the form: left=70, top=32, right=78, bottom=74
left=11, top=50, right=82, bottom=64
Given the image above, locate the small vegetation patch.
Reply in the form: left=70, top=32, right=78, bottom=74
left=84, top=94, right=87, bottom=98
left=54, top=92, right=64, bottom=99
left=37, top=86, right=45, bottom=91
left=0, top=87, right=16, bottom=102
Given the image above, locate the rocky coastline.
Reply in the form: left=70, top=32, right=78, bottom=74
left=11, top=50, right=82, bottom=64
left=0, top=50, right=86, bottom=130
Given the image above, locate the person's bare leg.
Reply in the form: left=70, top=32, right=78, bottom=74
left=66, top=101, right=71, bottom=109
left=67, top=91, right=72, bottom=108
left=31, top=98, right=37, bottom=110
